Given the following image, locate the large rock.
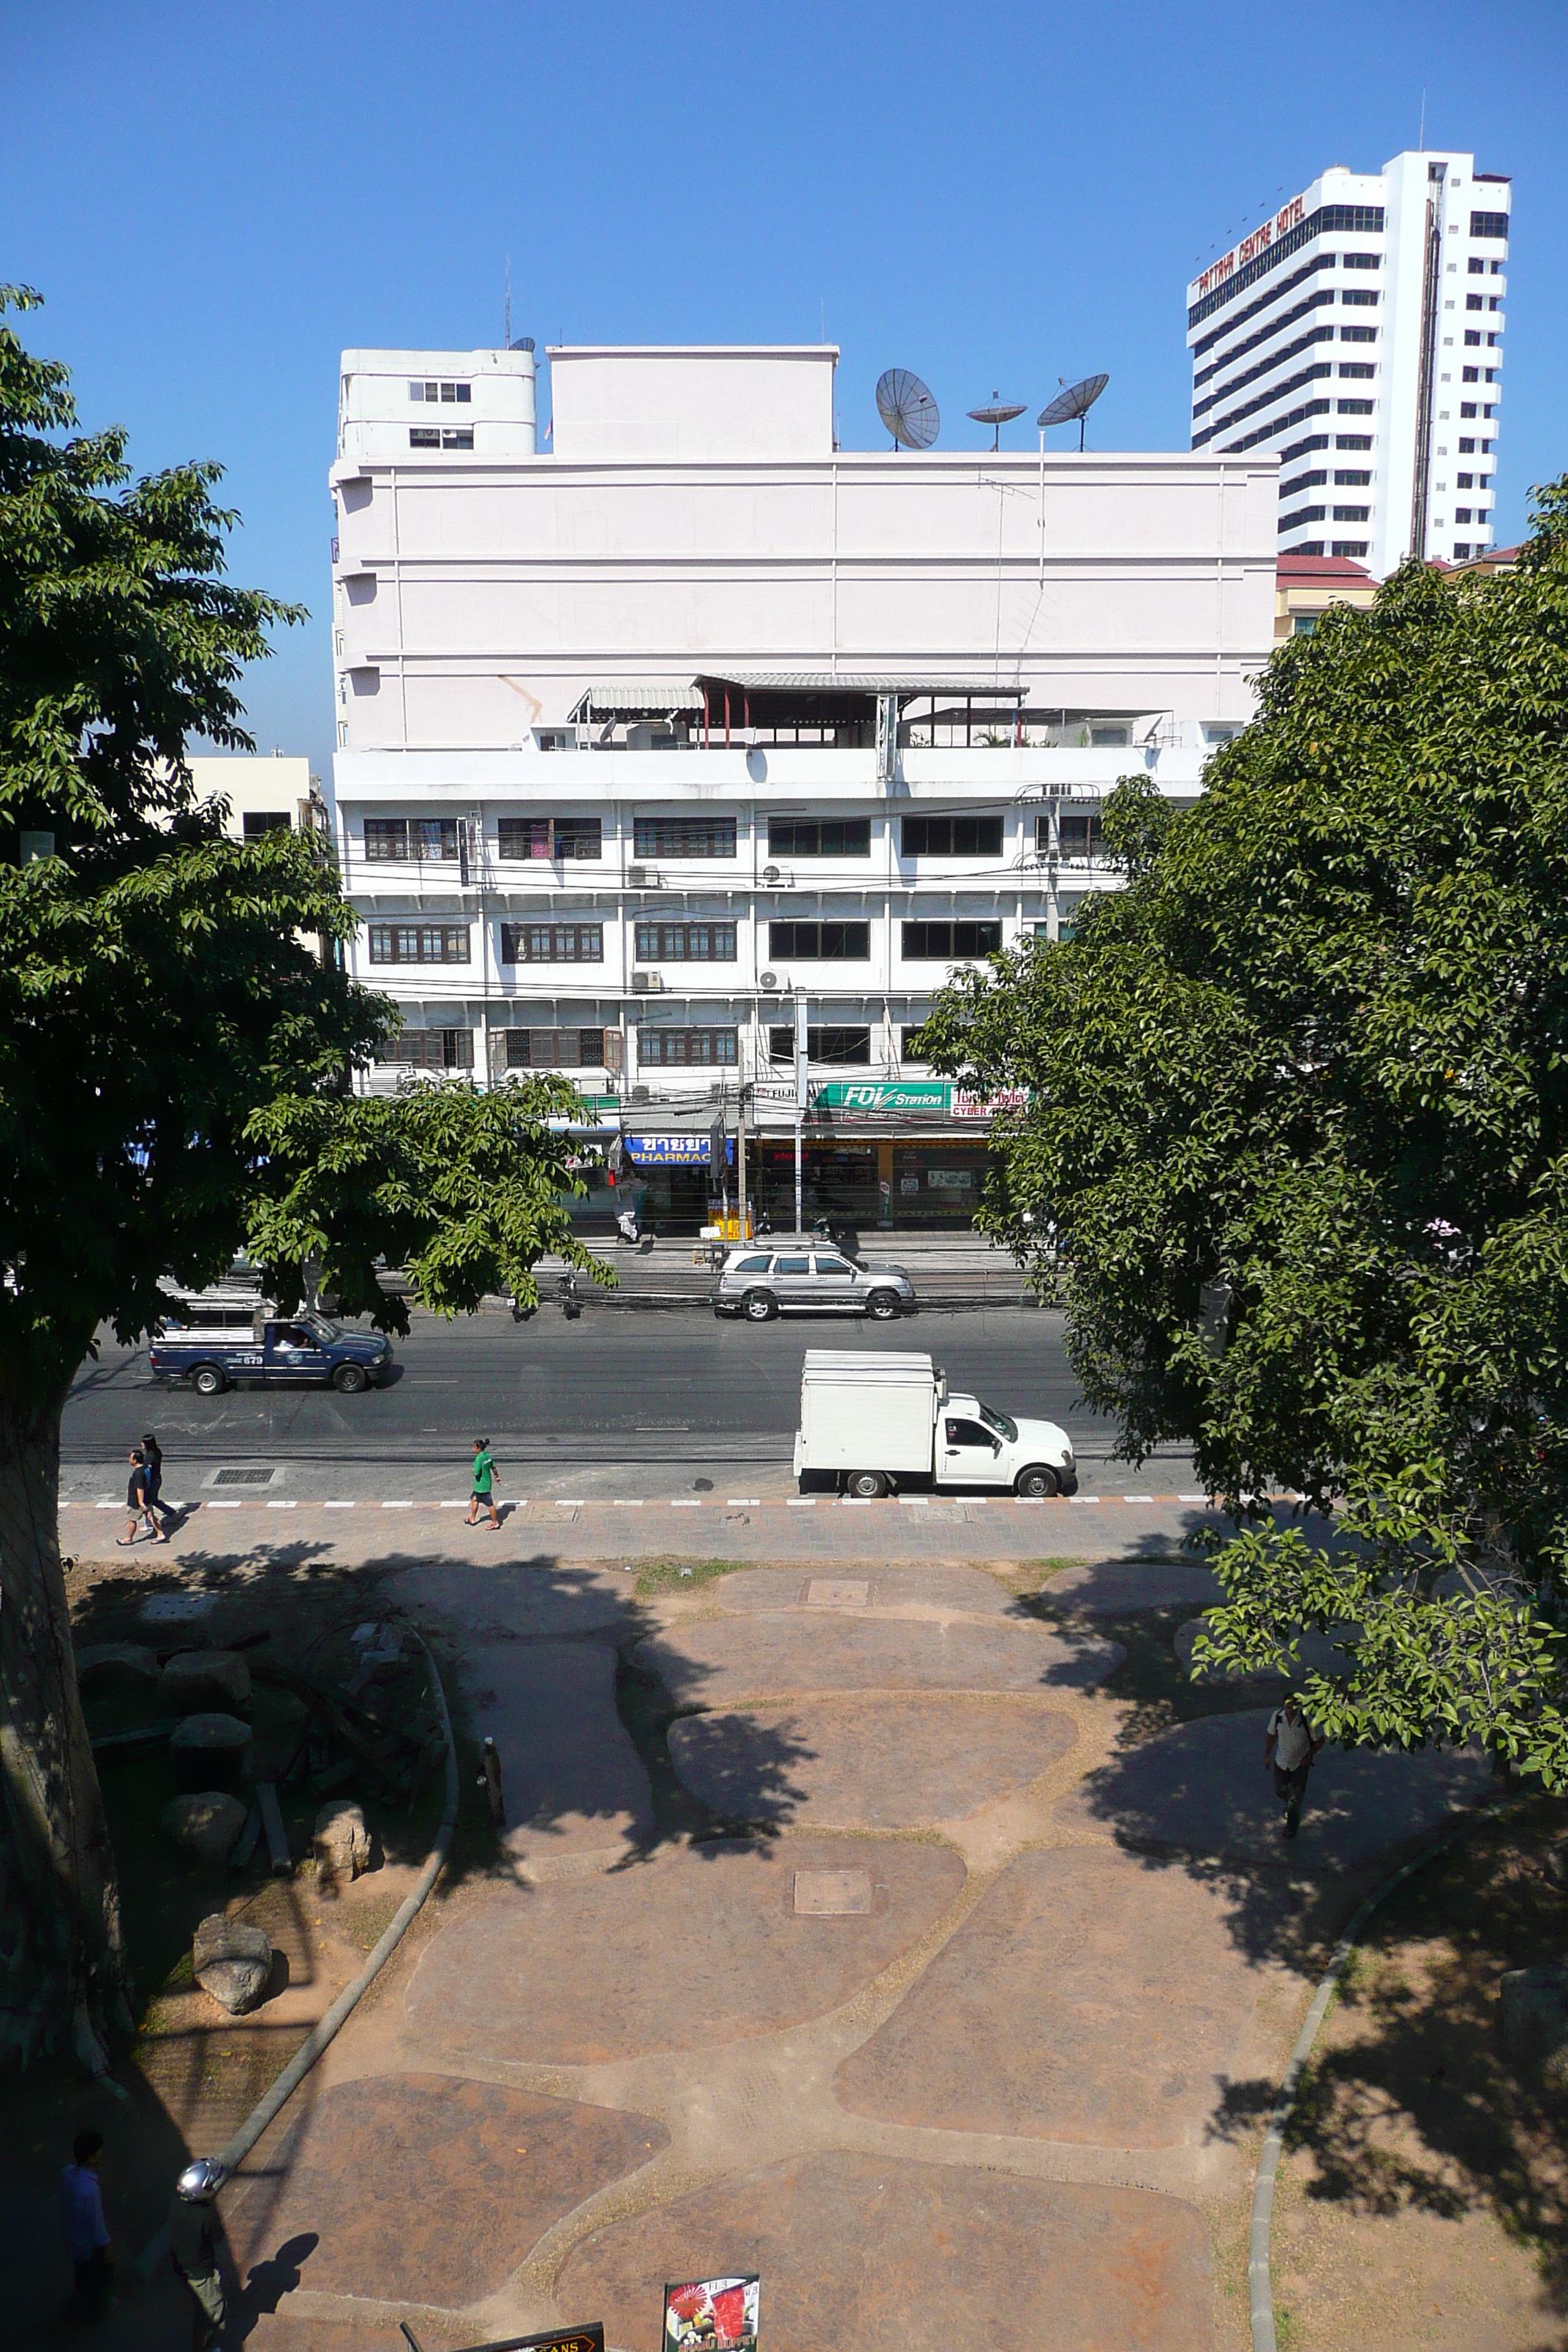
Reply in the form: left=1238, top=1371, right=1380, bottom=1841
left=314, top=1799, right=372, bottom=1884
left=1501, top=1966, right=1568, bottom=2067
left=170, top=1711, right=252, bottom=1791
left=192, top=1912, right=274, bottom=2013
left=162, top=1650, right=252, bottom=1713
left=162, top=1793, right=248, bottom=1866
left=75, top=1642, right=161, bottom=1692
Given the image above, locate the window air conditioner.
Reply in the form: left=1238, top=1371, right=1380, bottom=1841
left=632, top=970, right=664, bottom=992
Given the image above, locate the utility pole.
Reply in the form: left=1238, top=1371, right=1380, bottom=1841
left=737, top=1085, right=748, bottom=1241
left=794, top=993, right=808, bottom=1234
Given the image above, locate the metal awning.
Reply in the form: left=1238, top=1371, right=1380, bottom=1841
left=569, top=681, right=704, bottom=721
left=696, top=672, right=1028, bottom=700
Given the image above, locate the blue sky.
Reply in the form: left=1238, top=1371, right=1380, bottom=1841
left=7, top=0, right=1564, bottom=779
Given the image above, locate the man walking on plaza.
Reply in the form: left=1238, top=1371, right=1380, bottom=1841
left=467, top=1436, right=500, bottom=1529
left=60, top=2128, right=114, bottom=2317
left=169, top=2159, right=227, bottom=2350
left=1264, top=1693, right=1324, bottom=1840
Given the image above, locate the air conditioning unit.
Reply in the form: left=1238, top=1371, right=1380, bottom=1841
left=761, top=864, right=781, bottom=884
left=627, top=864, right=651, bottom=888
left=632, top=970, right=664, bottom=993
left=759, top=970, right=781, bottom=991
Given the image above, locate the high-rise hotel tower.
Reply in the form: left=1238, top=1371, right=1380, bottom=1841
left=1188, top=150, right=1511, bottom=573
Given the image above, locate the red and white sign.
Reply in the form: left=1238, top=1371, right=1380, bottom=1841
left=952, top=1085, right=1030, bottom=1121
left=1194, top=191, right=1308, bottom=300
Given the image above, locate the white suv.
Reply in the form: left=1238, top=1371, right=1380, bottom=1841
left=711, top=1244, right=916, bottom=1322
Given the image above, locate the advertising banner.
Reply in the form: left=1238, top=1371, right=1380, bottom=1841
left=627, top=1133, right=734, bottom=1166
left=811, top=1079, right=950, bottom=1113
left=951, top=1085, right=1030, bottom=1120
left=408, top=2327, right=603, bottom=2352
left=663, top=2274, right=761, bottom=2352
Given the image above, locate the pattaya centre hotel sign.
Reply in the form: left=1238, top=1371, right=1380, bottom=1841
left=1192, top=188, right=1308, bottom=301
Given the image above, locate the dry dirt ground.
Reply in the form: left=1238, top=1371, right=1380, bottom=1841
left=4, top=1542, right=1564, bottom=2351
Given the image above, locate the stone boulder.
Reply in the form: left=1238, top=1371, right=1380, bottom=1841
left=1501, top=1965, right=1568, bottom=2068
left=192, top=1913, right=274, bottom=2014
left=162, top=1793, right=248, bottom=1867
left=170, top=1711, right=252, bottom=1792
left=162, top=1650, right=252, bottom=1713
left=74, top=1642, right=160, bottom=1692
left=314, top=1799, right=372, bottom=1884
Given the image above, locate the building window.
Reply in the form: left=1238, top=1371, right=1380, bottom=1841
left=410, top=429, right=442, bottom=449
left=410, top=381, right=472, bottom=402
left=1337, top=399, right=1374, bottom=415
left=1332, top=505, right=1370, bottom=521
left=1292, top=616, right=1316, bottom=636
left=1453, top=543, right=1471, bottom=559
left=1336, top=433, right=1373, bottom=450
left=1341, top=287, right=1379, bottom=306
left=1468, top=258, right=1485, bottom=274
left=441, top=429, right=473, bottom=450
left=1466, top=294, right=1485, bottom=311
left=1487, top=333, right=1502, bottom=348
left=1278, top=505, right=1327, bottom=535
left=497, top=816, right=601, bottom=861
left=1484, top=367, right=1500, bottom=382
left=633, top=921, right=737, bottom=962
left=1279, top=433, right=1330, bottom=464
left=766, top=817, right=872, bottom=857
left=1455, top=472, right=1474, bottom=489
left=633, top=817, right=736, bottom=859
left=1286, top=543, right=1326, bottom=556
left=1051, top=810, right=1105, bottom=858
left=1463, top=331, right=1482, bottom=347
left=769, top=1025, right=872, bottom=1066
left=1458, top=437, right=1476, bottom=452
left=368, top=922, right=470, bottom=965
left=241, top=810, right=292, bottom=837
left=1462, top=366, right=1480, bottom=382
left=1454, top=508, right=1472, bottom=524
left=499, top=922, right=603, bottom=965
left=1469, top=211, right=1509, bottom=241
left=766, top=920, right=870, bottom=960
left=378, top=1028, right=475, bottom=1070
left=1090, top=724, right=1131, bottom=747
left=1334, top=469, right=1371, bottom=486
left=901, top=919, right=1003, bottom=960
left=363, top=817, right=460, bottom=862
left=1343, top=252, right=1380, bottom=269
left=504, top=1028, right=606, bottom=1069
left=1460, top=402, right=1477, bottom=418
left=900, top=815, right=1003, bottom=857
left=1281, top=469, right=1327, bottom=498
left=1489, top=297, right=1503, bottom=311
left=1339, top=334, right=1376, bottom=351
left=1330, top=540, right=1369, bottom=558
left=637, top=1027, right=737, bottom=1067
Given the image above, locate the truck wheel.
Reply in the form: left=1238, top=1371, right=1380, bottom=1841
left=744, top=1289, right=778, bottom=1323
left=864, top=1290, right=899, bottom=1321
left=191, top=1363, right=227, bottom=1398
left=332, top=1362, right=369, bottom=1393
left=844, top=1469, right=887, bottom=1499
left=1014, top=1463, right=1060, bottom=1499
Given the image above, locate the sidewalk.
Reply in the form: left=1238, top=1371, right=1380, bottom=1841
left=523, top=1229, right=1045, bottom=1310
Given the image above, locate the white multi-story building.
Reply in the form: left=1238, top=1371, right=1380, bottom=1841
left=1188, top=149, right=1511, bottom=573
left=328, top=342, right=1276, bottom=1228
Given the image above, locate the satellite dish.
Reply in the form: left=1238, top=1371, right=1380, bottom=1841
left=876, top=368, right=940, bottom=452
left=1037, top=373, right=1109, bottom=451
left=967, top=391, right=1028, bottom=451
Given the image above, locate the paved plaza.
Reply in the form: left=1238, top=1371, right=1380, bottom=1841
left=84, top=1529, right=1485, bottom=2352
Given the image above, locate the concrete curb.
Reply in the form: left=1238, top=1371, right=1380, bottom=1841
left=1248, top=1797, right=1509, bottom=2351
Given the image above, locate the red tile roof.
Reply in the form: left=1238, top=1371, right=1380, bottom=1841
left=1276, top=552, right=1374, bottom=582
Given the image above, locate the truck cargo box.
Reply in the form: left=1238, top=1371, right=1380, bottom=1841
left=793, top=1349, right=943, bottom=1477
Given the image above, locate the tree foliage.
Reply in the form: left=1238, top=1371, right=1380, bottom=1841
left=919, top=483, right=1568, bottom=1778
left=0, top=290, right=600, bottom=2068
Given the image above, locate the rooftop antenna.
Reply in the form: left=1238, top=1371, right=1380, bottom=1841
left=875, top=368, right=940, bottom=452
left=504, top=254, right=510, bottom=350
left=1038, top=373, right=1109, bottom=453
left=1418, top=87, right=1427, bottom=149
left=968, top=389, right=1027, bottom=452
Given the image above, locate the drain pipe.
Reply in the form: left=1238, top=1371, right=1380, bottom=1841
left=1249, top=1802, right=1507, bottom=2351
left=136, top=1631, right=459, bottom=2276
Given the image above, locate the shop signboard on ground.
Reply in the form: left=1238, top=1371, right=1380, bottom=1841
left=664, top=2275, right=761, bottom=2352
left=627, top=1132, right=734, bottom=1166
left=810, top=1079, right=950, bottom=1113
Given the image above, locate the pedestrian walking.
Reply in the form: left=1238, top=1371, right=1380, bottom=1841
left=140, top=1431, right=172, bottom=1541
left=60, top=2128, right=114, bottom=2318
left=466, top=1438, right=500, bottom=1530
left=1264, top=1694, right=1325, bottom=1840
left=478, top=1735, right=506, bottom=1827
left=117, top=1449, right=154, bottom=1546
left=168, top=2159, right=227, bottom=2351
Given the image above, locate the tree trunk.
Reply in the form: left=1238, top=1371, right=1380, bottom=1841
left=0, top=1379, right=130, bottom=2073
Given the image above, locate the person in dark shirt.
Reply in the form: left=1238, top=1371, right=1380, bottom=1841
left=118, top=1450, right=150, bottom=1546
left=140, top=1430, right=172, bottom=1540
left=60, top=2129, right=113, bottom=2315
left=169, top=2160, right=227, bottom=2349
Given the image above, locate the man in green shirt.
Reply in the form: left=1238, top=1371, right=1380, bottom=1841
left=467, top=1437, right=500, bottom=1529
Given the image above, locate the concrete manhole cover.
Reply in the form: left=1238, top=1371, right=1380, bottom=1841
left=794, top=1869, right=872, bottom=1915
left=805, top=1579, right=871, bottom=1607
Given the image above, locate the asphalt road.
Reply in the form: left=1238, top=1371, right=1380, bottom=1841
left=63, top=1304, right=1187, bottom=1480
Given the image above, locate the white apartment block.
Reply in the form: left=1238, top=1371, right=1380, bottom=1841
left=186, top=753, right=327, bottom=840
left=1188, top=149, right=1511, bottom=573
left=328, top=342, right=1276, bottom=1227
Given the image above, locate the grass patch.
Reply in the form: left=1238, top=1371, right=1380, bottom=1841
left=632, top=1555, right=747, bottom=1599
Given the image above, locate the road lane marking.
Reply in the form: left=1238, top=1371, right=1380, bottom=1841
left=439, top=1500, right=469, bottom=1508
left=208, top=1500, right=243, bottom=1509
left=1179, top=1493, right=1210, bottom=1502
left=323, top=1501, right=355, bottom=1509
left=727, top=1498, right=760, bottom=1506
left=611, top=1500, right=644, bottom=1507
left=382, top=1500, right=415, bottom=1509
left=668, top=1500, right=703, bottom=1508
left=266, top=1501, right=297, bottom=1510
left=786, top=1498, right=816, bottom=1507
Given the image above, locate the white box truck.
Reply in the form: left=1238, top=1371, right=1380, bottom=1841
left=792, top=1349, right=1077, bottom=1500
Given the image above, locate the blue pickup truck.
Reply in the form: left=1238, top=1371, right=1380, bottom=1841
left=148, top=1311, right=393, bottom=1396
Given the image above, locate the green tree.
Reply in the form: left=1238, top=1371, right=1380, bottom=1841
left=0, top=290, right=600, bottom=2070
left=919, top=485, right=1568, bottom=1781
